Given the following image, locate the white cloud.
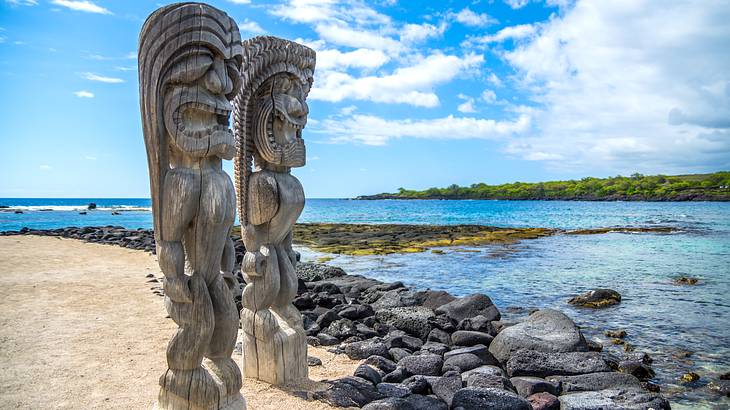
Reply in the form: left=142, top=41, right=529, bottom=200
left=39, top=165, right=51, bottom=170
left=5, top=0, right=37, bottom=6
left=114, top=66, right=135, bottom=71
left=451, top=8, right=497, bottom=27
left=81, top=72, right=124, bottom=83
left=400, top=22, right=446, bottom=43
left=321, top=113, right=531, bottom=145
left=228, top=0, right=251, bottom=3
left=238, top=19, right=264, bottom=34
left=315, top=24, right=402, bottom=52
left=316, top=48, right=390, bottom=70
left=74, top=90, right=94, bottom=98
left=457, top=93, right=477, bottom=113
left=487, top=73, right=503, bottom=87
left=310, top=52, right=484, bottom=107
left=339, top=105, right=357, bottom=115
left=501, top=0, right=730, bottom=173
left=481, top=89, right=496, bottom=103
left=504, top=0, right=530, bottom=9
left=468, top=24, right=536, bottom=45
left=51, top=0, right=111, bottom=14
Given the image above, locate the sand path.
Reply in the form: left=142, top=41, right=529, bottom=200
left=0, top=236, right=357, bottom=409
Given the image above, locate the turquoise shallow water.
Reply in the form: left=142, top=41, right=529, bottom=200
left=2, top=198, right=729, bottom=407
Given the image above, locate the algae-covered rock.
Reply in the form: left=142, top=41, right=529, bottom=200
left=568, top=288, right=621, bottom=308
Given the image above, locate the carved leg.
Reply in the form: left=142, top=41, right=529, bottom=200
left=159, top=275, right=219, bottom=409
left=272, top=244, right=303, bottom=329
left=205, top=274, right=242, bottom=395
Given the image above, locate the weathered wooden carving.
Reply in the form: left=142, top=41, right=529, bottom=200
left=139, top=3, right=245, bottom=409
left=233, top=36, right=316, bottom=385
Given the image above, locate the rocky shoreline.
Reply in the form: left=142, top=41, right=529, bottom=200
left=0, top=226, right=688, bottom=409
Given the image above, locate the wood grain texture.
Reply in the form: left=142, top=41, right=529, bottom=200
left=233, top=36, right=315, bottom=386
left=139, top=3, right=245, bottom=409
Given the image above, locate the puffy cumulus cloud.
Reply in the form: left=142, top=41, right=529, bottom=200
left=315, top=24, right=402, bottom=52
left=310, top=52, right=484, bottom=107
left=457, top=94, right=477, bottom=113
left=316, top=48, right=390, bottom=70
left=320, top=113, right=531, bottom=145
left=451, top=7, right=497, bottom=28
left=504, top=0, right=530, bottom=9
left=238, top=19, right=264, bottom=34
left=400, top=22, right=447, bottom=44
left=501, top=0, right=730, bottom=173
left=51, top=0, right=111, bottom=14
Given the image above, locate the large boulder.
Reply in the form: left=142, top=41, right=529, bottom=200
left=443, top=353, right=486, bottom=373
left=509, top=376, right=559, bottom=397
left=372, top=289, right=418, bottom=310
left=558, top=389, right=670, bottom=410
left=451, top=387, right=532, bottom=410
left=313, top=376, right=386, bottom=407
left=451, top=330, right=493, bottom=347
left=489, top=309, right=587, bottom=364
left=547, top=372, right=642, bottom=393
left=568, top=288, right=622, bottom=308
left=444, top=345, right=497, bottom=365
left=375, top=306, right=435, bottom=339
left=404, top=394, right=448, bottom=410
left=506, top=350, right=611, bottom=378
left=364, top=355, right=397, bottom=374
left=435, top=294, right=500, bottom=322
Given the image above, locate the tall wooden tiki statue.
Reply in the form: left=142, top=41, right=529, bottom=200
left=139, top=3, right=245, bottom=409
left=233, top=36, right=316, bottom=385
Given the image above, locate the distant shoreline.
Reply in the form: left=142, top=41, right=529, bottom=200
left=355, top=172, right=730, bottom=202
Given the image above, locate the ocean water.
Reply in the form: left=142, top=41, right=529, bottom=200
left=1, top=198, right=729, bottom=407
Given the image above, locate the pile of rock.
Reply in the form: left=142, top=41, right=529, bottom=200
left=1, top=226, right=157, bottom=252
left=296, top=274, right=669, bottom=409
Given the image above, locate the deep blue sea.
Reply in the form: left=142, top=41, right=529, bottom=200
left=1, top=198, right=729, bottom=408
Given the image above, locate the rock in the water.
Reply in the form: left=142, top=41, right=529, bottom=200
left=528, top=392, right=560, bottom=410
left=509, top=376, right=559, bottom=397
left=365, top=355, right=397, bottom=374
left=355, top=364, right=384, bottom=385
left=452, top=330, right=494, bottom=347
left=558, top=388, right=670, bottom=410
left=443, top=352, right=486, bottom=373
left=399, top=354, right=443, bottom=376
left=451, top=387, right=532, bottom=410
left=435, top=294, right=500, bottom=322
left=426, top=372, right=462, bottom=406
left=506, top=350, right=611, bottom=378
left=404, top=394, right=448, bottom=410
left=375, top=306, right=435, bottom=339
left=345, top=339, right=390, bottom=360
left=547, top=372, right=641, bottom=393
left=568, top=288, right=622, bottom=308
left=362, top=397, right=415, bottom=410
left=413, top=290, right=456, bottom=309
left=313, top=376, right=386, bottom=407
left=376, top=383, right=411, bottom=398
left=489, top=309, right=588, bottom=364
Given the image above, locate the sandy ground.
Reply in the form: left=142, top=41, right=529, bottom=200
left=0, top=236, right=359, bottom=409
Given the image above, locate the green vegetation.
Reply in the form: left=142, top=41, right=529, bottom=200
left=357, top=172, right=730, bottom=201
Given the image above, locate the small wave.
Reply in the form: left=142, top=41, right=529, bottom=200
left=0, top=205, right=151, bottom=212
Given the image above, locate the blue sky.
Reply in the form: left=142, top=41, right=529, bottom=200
left=1, top=0, right=728, bottom=198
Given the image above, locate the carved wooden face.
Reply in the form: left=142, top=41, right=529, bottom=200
left=253, top=73, right=307, bottom=168
left=162, top=45, right=242, bottom=159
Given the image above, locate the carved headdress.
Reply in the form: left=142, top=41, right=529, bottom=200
left=233, top=36, right=316, bottom=225
left=138, top=2, right=242, bottom=239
